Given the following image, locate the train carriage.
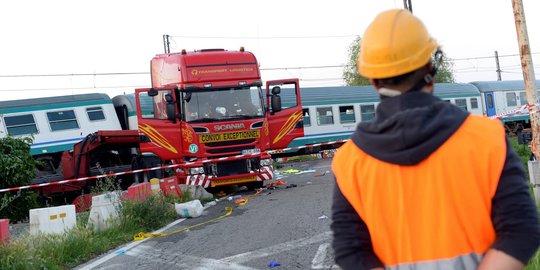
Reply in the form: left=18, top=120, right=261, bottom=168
left=471, top=80, right=540, bottom=132
left=0, top=93, right=122, bottom=172
left=280, top=83, right=483, bottom=154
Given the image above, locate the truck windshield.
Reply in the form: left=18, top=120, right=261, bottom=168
left=184, top=86, right=264, bottom=123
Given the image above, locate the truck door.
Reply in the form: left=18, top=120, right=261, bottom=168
left=135, top=88, right=184, bottom=160
left=266, top=79, right=304, bottom=149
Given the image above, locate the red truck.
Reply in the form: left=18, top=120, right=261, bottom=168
left=25, top=47, right=303, bottom=199
left=135, top=47, right=304, bottom=189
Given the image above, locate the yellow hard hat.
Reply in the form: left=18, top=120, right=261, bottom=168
left=357, top=9, right=438, bottom=79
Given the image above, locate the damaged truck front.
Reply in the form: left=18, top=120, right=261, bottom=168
left=136, top=48, right=304, bottom=189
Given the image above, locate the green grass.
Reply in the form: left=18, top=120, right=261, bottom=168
left=526, top=250, right=540, bottom=270
left=0, top=193, right=183, bottom=270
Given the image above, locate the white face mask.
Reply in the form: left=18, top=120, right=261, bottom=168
left=377, top=87, right=402, bottom=97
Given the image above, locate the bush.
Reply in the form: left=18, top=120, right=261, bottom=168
left=0, top=136, right=39, bottom=222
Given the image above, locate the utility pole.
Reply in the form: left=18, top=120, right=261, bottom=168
left=403, top=0, right=413, bottom=13
left=512, top=0, right=539, bottom=157
left=163, top=34, right=170, bottom=54
left=494, top=51, right=502, bottom=81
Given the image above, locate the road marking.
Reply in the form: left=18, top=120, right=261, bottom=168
left=124, top=244, right=260, bottom=270
left=220, top=231, right=332, bottom=264
left=76, top=218, right=186, bottom=270
left=311, top=243, right=339, bottom=269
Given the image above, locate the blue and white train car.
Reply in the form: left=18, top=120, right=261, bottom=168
left=471, top=80, right=540, bottom=132
left=281, top=83, right=483, bottom=152
left=0, top=93, right=122, bottom=166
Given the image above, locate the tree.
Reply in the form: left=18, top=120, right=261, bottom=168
left=0, top=136, right=39, bottom=222
left=343, top=36, right=370, bottom=86
left=343, top=36, right=455, bottom=85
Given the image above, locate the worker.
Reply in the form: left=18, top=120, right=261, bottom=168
left=331, top=9, right=540, bottom=270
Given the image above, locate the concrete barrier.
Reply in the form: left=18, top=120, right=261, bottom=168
left=87, top=192, right=121, bottom=232
left=160, top=177, right=182, bottom=198
left=150, top=178, right=161, bottom=194
left=127, top=182, right=151, bottom=202
left=29, top=205, right=76, bottom=235
left=0, top=219, right=9, bottom=243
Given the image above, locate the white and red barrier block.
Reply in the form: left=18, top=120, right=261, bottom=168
left=29, top=205, right=76, bottom=235
left=0, top=219, right=9, bottom=243
left=127, top=182, right=152, bottom=202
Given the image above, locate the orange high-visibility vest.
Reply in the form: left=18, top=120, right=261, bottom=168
left=333, top=115, right=506, bottom=269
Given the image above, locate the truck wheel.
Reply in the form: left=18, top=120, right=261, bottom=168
left=246, top=181, right=264, bottom=190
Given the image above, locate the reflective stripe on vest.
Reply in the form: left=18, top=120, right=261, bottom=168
left=387, top=252, right=482, bottom=270
left=332, top=115, right=506, bottom=268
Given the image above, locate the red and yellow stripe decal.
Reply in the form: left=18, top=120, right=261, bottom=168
left=139, top=123, right=178, bottom=154
left=272, top=110, right=303, bottom=144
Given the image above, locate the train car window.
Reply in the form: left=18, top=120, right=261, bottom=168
left=86, top=107, right=105, bottom=121
left=519, top=92, right=528, bottom=106
left=455, top=99, right=468, bottom=111
left=302, top=108, right=311, bottom=127
left=360, top=105, right=375, bottom=121
left=470, top=98, right=478, bottom=109
left=506, top=92, right=517, bottom=107
left=316, top=107, right=334, bottom=125
left=4, top=114, right=38, bottom=136
left=339, top=106, right=356, bottom=123
left=487, top=95, right=494, bottom=108
left=47, top=110, right=79, bottom=131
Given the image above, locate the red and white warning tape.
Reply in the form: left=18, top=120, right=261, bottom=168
left=489, top=104, right=536, bottom=120
left=267, top=139, right=348, bottom=154
left=0, top=140, right=347, bottom=193
left=0, top=164, right=183, bottom=193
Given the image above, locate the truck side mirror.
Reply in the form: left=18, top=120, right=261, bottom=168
left=166, top=103, right=176, bottom=121
left=271, top=86, right=281, bottom=95
left=148, top=88, right=158, bottom=97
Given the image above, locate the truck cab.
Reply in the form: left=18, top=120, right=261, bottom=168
left=135, top=48, right=303, bottom=188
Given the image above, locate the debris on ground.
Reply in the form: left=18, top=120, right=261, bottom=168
left=175, top=200, right=204, bottom=218
left=265, top=180, right=288, bottom=188
left=295, top=169, right=316, bottom=175
left=286, top=184, right=297, bottom=188
left=282, top=169, right=301, bottom=174
left=314, top=170, right=330, bottom=177
left=306, top=181, right=313, bottom=184
left=267, top=261, right=281, bottom=268
left=318, top=215, right=329, bottom=220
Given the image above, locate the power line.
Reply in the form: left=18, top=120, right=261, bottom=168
left=0, top=85, right=149, bottom=92
left=170, top=35, right=358, bottom=40
left=0, top=72, right=148, bottom=78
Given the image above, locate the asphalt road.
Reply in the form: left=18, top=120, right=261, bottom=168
left=75, top=158, right=339, bottom=270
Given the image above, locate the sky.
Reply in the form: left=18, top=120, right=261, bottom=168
left=0, top=0, right=539, bottom=102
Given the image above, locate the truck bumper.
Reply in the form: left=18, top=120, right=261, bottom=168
left=185, top=166, right=273, bottom=188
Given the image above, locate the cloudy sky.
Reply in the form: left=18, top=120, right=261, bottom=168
left=0, top=0, right=539, bottom=101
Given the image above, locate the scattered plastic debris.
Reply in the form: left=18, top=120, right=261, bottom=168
left=282, top=169, right=301, bottom=174
left=318, top=215, right=329, bottom=220
left=175, top=200, right=204, bottom=218
left=286, top=184, right=297, bottom=188
left=314, top=170, right=330, bottom=177
left=306, top=181, right=313, bottom=184
left=115, top=249, right=126, bottom=254
left=266, top=180, right=288, bottom=188
left=268, top=261, right=281, bottom=268
left=295, top=169, right=316, bottom=175
left=204, top=201, right=217, bottom=208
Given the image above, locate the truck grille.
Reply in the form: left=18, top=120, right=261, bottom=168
left=204, top=139, right=257, bottom=156
left=215, top=160, right=249, bottom=176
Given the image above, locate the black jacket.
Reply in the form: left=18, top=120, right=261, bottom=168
left=331, top=91, right=540, bottom=269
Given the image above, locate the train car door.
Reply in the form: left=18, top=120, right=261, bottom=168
left=484, top=92, right=496, bottom=116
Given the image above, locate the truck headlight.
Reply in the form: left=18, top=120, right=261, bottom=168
left=188, top=167, right=205, bottom=174
left=260, top=159, right=272, bottom=166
